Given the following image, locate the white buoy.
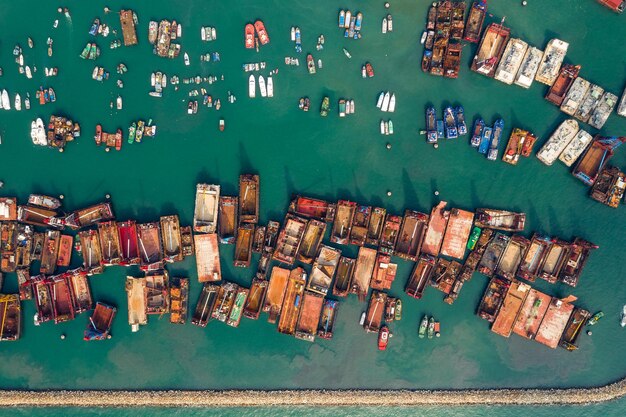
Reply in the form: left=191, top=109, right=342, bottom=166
left=59, top=194, right=64, bottom=200
left=434, top=191, right=440, bottom=196
left=522, top=0, right=527, bottom=5
left=386, top=143, right=392, bottom=150
left=60, top=334, right=66, bottom=340
left=386, top=191, right=392, bottom=197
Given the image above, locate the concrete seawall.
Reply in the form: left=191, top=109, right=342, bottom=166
left=1, top=378, right=626, bottom=407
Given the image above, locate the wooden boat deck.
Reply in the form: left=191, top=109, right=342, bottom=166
left=512, top=289, right=551, bottom=339
left=277, top=268, right=306, bottom=335
left=119, top=10, right=138, bottom=46
left=491, top=281, right=531, bottom=337
left=263, top=267, right=290, bottom=323
left=294, top=291, right=324, bottom=342
left=194, top=233, right=221, bottom=282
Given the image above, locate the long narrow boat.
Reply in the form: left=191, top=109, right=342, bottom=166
left=294, top=291, right=324, bottom=342
left=277, top=268, right=307, bottom=335
left=0, top=222, right=18, bottom=272
left=263, top=220, right=280, bottom=254
left=535, top=39, right=569, bottom=85
left=463, top=0, right=487, bottom=43
left=491, top=281, right=531, bottom=338
left=193, top=184, right=220, bottom=233
left=474, top=208, right=525, bottom=232
left=126, top=276, right=148, bottom=332
left=457, top=228, right=493, bottom=282
left=33, top=276, right=54, bottom=324
left=51, top=274, right=75, bottom=323
left=535, top=298, right=574, bottom=349
left=14, top=225, right=33, bottom=269
left=98, top=221, right=121, bottom=265
left=559, top=307, right=590, bottom=351
left=84, top=302, right=116, bottom=341
left=545, top=64, right=580, bottom=106
left=239, top=174, right=260, bottom=224
left=118, top=220, right=140, bottom=265
left=169, top=278, right=189, bottom=324
left=65, top=202, right=114, bottom=230
left=471, top=21, right=511, bottom=78
left=194, top=233, right=221, bottom=282
left=430, top=258, right=462, bottom=295
left=440, top=208, right=474, bottom=260
left=256, top=252, right=272, bottom=280
left=137, top=222, right=163, bottom=271
left=558, top=238, right=597, bottom=287
left=0, top=294, right=21, bottom=341
left=330, top=200, right=356, bottom=244
left=379, top=214, right=402, bottom=255
left=317, top=299, right=339, bottom=340
left=67, top=268, right=93, bottom=314
left=191, top=283, right=219, bottom=327
left=574, top=84, right=604, bottom=123
left=234, top=224, right=254, bottom=267
left=516, top=234, right=553, bottom=282
left=572, top=136, right=626, bottom=186
left=332, top=256, right=355, bottom=297
left=405, top=254, right=436, bottom=299
left=349, top=205, right=371, bottom=246
left=477, top=276, right=510, bottom=322
left=421, top=201, right=449, bottom=256
left=495, top=235, right=530, bottom=280
left=287, top=195, right=336, bottom=222
left=17, top=269, right=33, bottom=302
left=365, top=207, right=386, bottom=247
left=226, top=287, right=249, bottom=328
left=252, top=226, right=266, bottom=253
left=145, top=271, right=169, bottom=315
left=590, top=166, right=626, bottom=208
left=56, top=234, right=73, bottom=268
left=17, top=205, right=64, bottom=229
left=351, top=246, right=377, bottom=301
left=589, top=92, right=618, bottom=129
left=364, top=290, right=387, bottom=333
left=272, top=214, right=307, bottom=265
left=394, top=210, right=429, bottom=262
left=537, top=239, right=571, bottom=284
left=180, top=226, right=194, bottom=258
left=243, top=278, right=268, bottom=320
left=513, top=47, right=543, bottom=89
left=40, top=230, right=61, bottom=275
left=263, top=266, right=291, bottom=323
left=558, top=129, right=593, bottom=167
left=297, top=219, right=326, bottom=264
left=307, top=245, right=341, bottom=295
left=217, top=196, right=238, bottom=244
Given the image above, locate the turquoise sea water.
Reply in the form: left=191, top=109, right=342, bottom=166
left=0, top=0, right=625, bottom=414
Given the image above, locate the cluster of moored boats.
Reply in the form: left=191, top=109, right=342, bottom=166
left=376, top=91, right=396, bottom=113
left=425, top=105, right=466, bottom=143
left=421, top=0, right=469, bottom=78
left=470, top=117, right=504, bottom=160
left=338, top=10, right=364, bottom=40
left=30, top=115, right=80, bottom=151
left=200, top=26, right=217, bottom=42
left=338, top=99, right=356, bottom=117
left=94, top=126, right=123, bottom=151
left=244, top=21, right=270, bottom=50
left=149, top=19, right=182, bottom=58
left=248, top=74, right=274, bottom=98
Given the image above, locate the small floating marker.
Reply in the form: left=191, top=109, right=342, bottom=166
left=59, top=194, right=64, bottom=200
left=107, top=334, right=112, bottom=339
left=587, top=330, right=592, bottom=336
left=386, top=143, right=392, bottom=150
left=522, top=0, right=527, bottom=5
left=436, top=332, right=441, bottom=338
left=60, top=334, right=66, bottom=340
left=105, top=194, right=111, bottom=199
left=386, top=191, right=392, bottom=197
left=57, top=7, right=62, bottom=13
left=434, top=191, right=440, bottom=196
left=434, top=143, right=439, bottom=149
left=0, top=181, right=4, bottom=188
left=59, top=148, right=64, bottom=153
left=105, top=147, right=110, bottom=152
left=384, top=2, right=391, bottom=8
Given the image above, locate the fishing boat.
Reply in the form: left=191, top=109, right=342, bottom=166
left=169, top=278, right=188, bottom=324
left=477, top=277, right=510, bottom=322
left=84, top=302, right=116, bottom=341
left=546, top=64, right=581, bottom=107
left=243, top=279, right=268, bottom=320
left=418, top=315, right=428, bottom=338
left=394, top=210, right=429, bottom=262
left=426, top=106, right=438, bottom=144
left=559, top=129, right=593, bottom=167
left=297, top=220, right=327, bottom=264
left=475, top=208, right=525, bottom=232
left=194, top=233, right=221, bottom=282
left=464, top=1, right=487, bottom=43
left=254, top=20, right=270, bottom=45
left=248, top=74, right=255, bottom=98
left=0, top=294, right=20, bottom=341
left=364, top=290, right=387, bottom=333
left=589, top=92, right=618, bottom=129
left=342, top=48, right=351, bottom=59
left=379, top=214, right=402, bottom=255
left=494, top=38, right=528, bottom=85
left=307, top=54, right=316, bottom=74
left=118, top=220, right=140, bottom=265
left=259, top=76, right=267, bottom=97
left=590, top=166, right=626, bottom=208
left=536, top=119, right=579, bottom=166
left=79, top=230, right=104, bottom=275
left=234, top=224, right=254, bottom=267
left=535, top=39, right=569, bottom=86
left=574, top=84, right=604, bottom=123
left=339, top=10, right=346, bottom=27
left=272, top=214, right=307, bottom=265
left=444, top=107, right=458, bottom=139
left=330, top=200, right=357, bottom=244
left=136, top=222, right=163, bottom=271
left=332, top=256, right=355, bottom=297
left=558, top=238, right=598, bottom=287
left=191, top=284, right=219, bottom=327
left=226, top=288, right=249, bottom=328
left=98, top=221, right=121, bottom=266
left=561, top=77, right=591, bottom=116
left=160, top=215, right=183, bottom=263
left=559, top=307, right=591, bottom=351
left=470, top=118, right=484, bottom=147
left=239, top=174, right=259, bottom=224
left=455, top=106, right=467, bottom=135
left=28, top=194, right=61, bottom=210
left=65, top=202, right=114, bottom=230
left=471, top=21, right=511, bottom=77
left=217, top=196, right=238, bottom=244
left=487, top=118, right=504, bottom=160
left=377, top=325, right=390, bottom=351
left=517, top=234, right=553, bottom=282
left=320, top=96, right=330, bottom=116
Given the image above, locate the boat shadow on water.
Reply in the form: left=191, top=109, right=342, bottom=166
left=402, top=169, right=423, bottom=212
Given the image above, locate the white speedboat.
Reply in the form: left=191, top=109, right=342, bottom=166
left=24, top=95, right=30, bottom=110
left=621, top=305, right=626, bottom=328
left=382, top=18, right=387, bottom=34
left=35, top=118, right=46, bottom=145
left=267, top=76, right=274, bottom=98
left=380, top=120, right=385, bottom=134
left=376, top=92, right=384, bottom=108
left=162, top=74, right=167, bottom=88
left=1, top=89, right=10, bottom=110
left=388, top=94, right=396, bottom=113
left=259, top=75, right=267, bottom=98
left=381, top=92, right=391, bottom=112
left=211, top=28, right=216, bottom=40
left=25, top=66, right=32, bottom=79
left=151, top=72, right=156, bottom=87
left=184, top=52, right=190, bottom=66
left=248, top=74, right=256, bottom=98
left=30, top=120, right=37, bottom=144
left=116, top=95, right=123, bottom=110
left=349, top=100, right=355, bottom=114
left=291, top=26, right=296, bottom=41
left=201, top=27, right=206, bottom=41
left=14, top=94, right=21, bottom=111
